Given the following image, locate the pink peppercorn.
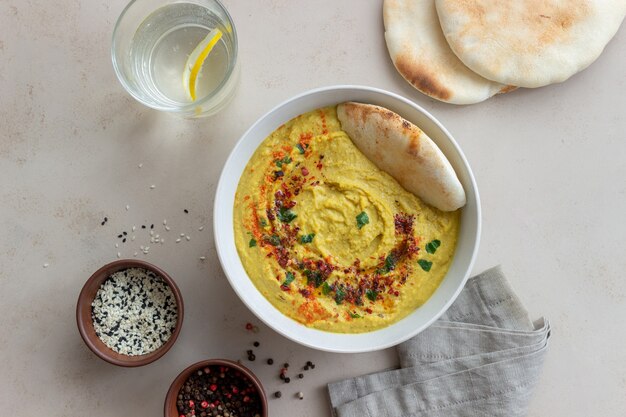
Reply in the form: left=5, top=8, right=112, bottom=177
left=188, top=400, right=194, bottom=408
left=210, top=384, right=218, bottom=391
left=200, top=401, right=209, bottom=409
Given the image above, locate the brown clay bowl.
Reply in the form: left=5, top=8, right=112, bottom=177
left=76, top=259, right=184, bottom=367
left=164, top=359, right=268, bottom=417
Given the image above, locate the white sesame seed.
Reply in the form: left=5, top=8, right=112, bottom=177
left=175, top=238, right=181, bottom=243
left=125, top=205, right=130, bottom=211
left=132, top=226, right=136, bottom=232
left=43, top=263, right=49, bottom=268
left=131, top=235, right=135, bottom=241
left=150, top=237, right=155, bottom=243
left=115, top=243, right=119, bottom=248
left=138, top=163, right=143, bottom=168
left=180, top=233, right=185, bottom=237
left=134, top=252, right=138, bottom=257
left=140, top=245, right=145, bottom=250
left=164, top=225, right=170, bottom=231
left=199, top=256, right=206, bottom=260
left=145, top=246, right=150, bottom=251
left=198, top=226, right=204, bottom=231
left=150, top=230, right=154, bottom=236
left=160, top=239, right=165, bottom=244
left=163, top=219, right=167, bottom=225
left=117, top=252, right=121, bottom=258
left=150, top=184, right=155, bottom=189
left=185, top=235, right=191, bottom=241
left=155, top=234, right=160, bottom=239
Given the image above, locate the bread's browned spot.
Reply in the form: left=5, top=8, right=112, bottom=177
left=395, top=54, right=452, bottom=101
left=498, top=85, right=518, bottom=94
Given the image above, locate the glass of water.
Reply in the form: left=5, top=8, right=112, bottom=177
left=112, top=0, right=239, bottom=118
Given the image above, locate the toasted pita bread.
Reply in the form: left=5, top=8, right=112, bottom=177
left=337, top=102, right=466, bottom=212
left=383, top=0, right=512, bottom=105
left=435, top=0, right=626, bottom=88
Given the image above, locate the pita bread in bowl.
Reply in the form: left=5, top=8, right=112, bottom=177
left=383, top=0, right=512, bottom=104
left=337, top=102, right=466, bottom=212
left=435, top=0, right=626, bottom=88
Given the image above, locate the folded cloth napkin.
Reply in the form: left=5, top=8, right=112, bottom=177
left=328, top=266, right=551, bottom=417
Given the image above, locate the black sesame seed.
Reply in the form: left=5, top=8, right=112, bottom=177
left=122, top=238, right=126, bottom=243
left=101, top=221, right=105, bottom=226
left=304, top=365, right=310, bottom=371
left=150, top=224, right=154, bottom=229
left=267, top=358, right=274, bottom=365
left=249, top=354, right=256, bottom=361
left=123, top=231, right=127, bottom=235
left=284, top=363, right=289, bottom=368
left=104, top=217, right=108, bottom=222
left=279, top=374, right=285, bottom=380
left=306, top=361, right=313, bottom=366
left=117, top=234, right=123, bottom=238
left=184, top=209, right=189, bottom=213
left=274, top=391, right=282, bottom=398
left=253, top=341, right=260, bottom=347
left=284, top=377, right=290, bottom=383
left=298, top=373, right=304, bottom=379
left=247, top=350, right=253, bottom=355
left=311, top=364, right=316, bottom=369
left=141, top=225, right=146, bottom=229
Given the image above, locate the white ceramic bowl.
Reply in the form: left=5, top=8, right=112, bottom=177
left=214, top=85, right=481, bottom=353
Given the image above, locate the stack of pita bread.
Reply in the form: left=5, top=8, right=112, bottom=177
left=384, top=0, right=626, bottom=104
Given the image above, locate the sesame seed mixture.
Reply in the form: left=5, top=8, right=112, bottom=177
left=91, top=268, right=178, bottom=356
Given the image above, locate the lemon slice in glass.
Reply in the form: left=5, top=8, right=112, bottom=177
left=183, top=28, right=223, bottom=102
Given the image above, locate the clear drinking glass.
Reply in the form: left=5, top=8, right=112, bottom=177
left=112, top=0, right=239, bottom=118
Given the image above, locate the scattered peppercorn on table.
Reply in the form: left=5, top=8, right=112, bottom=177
left=1, top=1, right=625, bottom=417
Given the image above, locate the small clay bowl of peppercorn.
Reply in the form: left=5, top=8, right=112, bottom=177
left=165, top=359, right=268, bottom=417
left=76, top=259, right=184, bottom=367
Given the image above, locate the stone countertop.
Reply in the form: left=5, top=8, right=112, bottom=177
left=1, top=1, right=624, bottom=416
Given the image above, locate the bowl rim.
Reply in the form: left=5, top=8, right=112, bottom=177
left=163, top=358, right=268, bottom=417
left=76, top=259, right=184, bottom=367
left=214, top=84, right=481, bottom=352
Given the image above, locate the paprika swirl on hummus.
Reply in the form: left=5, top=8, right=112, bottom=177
left=233, top=105, right=460, bottom=333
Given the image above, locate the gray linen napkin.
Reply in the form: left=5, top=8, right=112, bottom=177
left=328, top=266, right=550, bottom=417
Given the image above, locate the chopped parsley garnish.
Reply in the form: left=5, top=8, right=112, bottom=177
left=259, top=218, right=268, bottom=227
left=418, top=259, right=433, bottom=272
left=335, top=287, right=346, bottom=304
left=356, top=211, right=369, bottom=229
left=277, top=207, right=297, bottom=223
left=425, top=239, right=441, bottom=254
left=295, top=143, right=305, bottom=154
left=249, top=238, right=257, bottom=248
left=275, top=156, right=292, bottom=167
left=365, top=289, right=378, bottom=302
left=304, top=270, right=323, bottom=287
left=350, top=312, right=362, bottom=319
left=300, top=233, right=315, bottom=244
left=321, top=282, right=331, bottom=295
left=376, top=253, right=397, bottom=275
left=283, top=271, right=295, bottom=286
left=267, top=234, right=281, bottom=246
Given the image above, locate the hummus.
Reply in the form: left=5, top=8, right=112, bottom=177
left=234, top=106, right=460, bottom=333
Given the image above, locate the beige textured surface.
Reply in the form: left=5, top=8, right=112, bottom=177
left=0, top=1, right=625, bottom=416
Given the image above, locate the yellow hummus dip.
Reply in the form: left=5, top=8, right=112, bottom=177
left=234, top=106, right=460, bottom=333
